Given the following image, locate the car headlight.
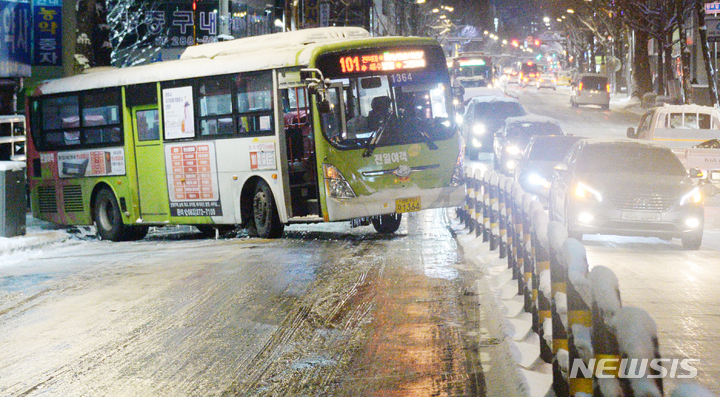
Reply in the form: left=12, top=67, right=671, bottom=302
left=680, top=187, right=702, bottom=205
left=456, top=114, right=464, bottom=125
left=574, top=182, right=602, bottom=202
left=528, top=173, right=550, bottom=188
left=505, top=145, right=521, bottom=155
left=471, top=138, right=483, bottom=148
left=324, top=164, right=356, bottom=199
left=472, top=123, right=486, bottom=135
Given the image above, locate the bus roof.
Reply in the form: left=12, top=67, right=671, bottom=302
left=36, top=27, right=426, bottom=95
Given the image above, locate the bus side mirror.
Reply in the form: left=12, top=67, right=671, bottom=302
left=318, top=99, right=331, bottom=114
left=626, top=127, right=636, bottom=138
left=452, top=84, right=465, bottom=97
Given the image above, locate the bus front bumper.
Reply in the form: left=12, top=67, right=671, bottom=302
left=325, top=184, right=466, bottom=222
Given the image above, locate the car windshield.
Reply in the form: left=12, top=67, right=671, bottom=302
left=528, top=138, right=581, bottom=161
left=506, top=122, right=562, bottom=142
left=576, top=145, right=687, bottom=175
left=472, top=102, right=524, bottom=120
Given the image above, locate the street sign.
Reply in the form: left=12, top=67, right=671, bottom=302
left=706, top=2, right=720, bottom=14
left=707, top=17, right=720, bottom=42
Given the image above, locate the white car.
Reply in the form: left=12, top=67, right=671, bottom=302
left=570, top=73, right=610, bottom=109
left=536, top=73, right=557, bottom=90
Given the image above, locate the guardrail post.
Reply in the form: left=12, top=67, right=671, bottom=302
left=464, top=167, right=473, bottom=229
left=497, top=175, right=508, bottom=259
left=531, top=203, right=552, bottom=363
left=521, top=194, right=535, bottom=314
left=563, top=238, right=593, bottom=397
left=482, top=171, right=492, bottom=243
left=506, top=181, right=517, bottom=274
left=510, top=183, right=524, bottom=294
left=588, top=266, right=622, bottom=396
left=473, top=170, right=484, bottom=237
left=548, top=221, right=569, bottom=397
left=489, top=173, right=499, bottom=251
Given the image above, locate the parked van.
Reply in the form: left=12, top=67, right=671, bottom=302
left=570, top=73, right=610, bottom=110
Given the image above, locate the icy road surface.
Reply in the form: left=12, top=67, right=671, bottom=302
left=0, top=210, right=485, bottom=396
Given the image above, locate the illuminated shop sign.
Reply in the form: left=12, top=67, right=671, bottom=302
left=337, top=50, right=426, bottom=74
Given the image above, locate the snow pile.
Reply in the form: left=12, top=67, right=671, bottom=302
left=588, top=266, right=621, bottom=321
left=0, top=161, right=25, bottom=171
left=609, top=307, right=662, bottom=397
left=563, top=238, right=591, bottom=306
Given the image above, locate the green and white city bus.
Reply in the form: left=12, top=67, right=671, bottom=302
left=26, top=27, right=465, bottom=241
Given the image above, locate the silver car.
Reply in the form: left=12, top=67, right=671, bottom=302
left=549, top=139, right=704, bottom=249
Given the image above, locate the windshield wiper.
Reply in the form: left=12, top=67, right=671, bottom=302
left=416, top=127, right=438, bottom=151
left=362, top=114, right=392, bottom=157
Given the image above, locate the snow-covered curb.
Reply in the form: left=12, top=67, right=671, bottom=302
left=0, top=230, right=71, bottom=258
left=449, top=212, right=552, bottom=397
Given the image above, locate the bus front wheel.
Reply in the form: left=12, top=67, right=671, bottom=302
left=372, top=213, right=402, bottom=234
left=93, top=188, right=127, bottom=241
left=249, top=180, right=284, bottom=238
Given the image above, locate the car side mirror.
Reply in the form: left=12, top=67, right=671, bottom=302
left=626, top=127, right=637, bottom=139
left=688, top=167, right=703, bottom=178
left=452, top=84, right=465, bottom=97
left=554, top=163, right=569, bottom=172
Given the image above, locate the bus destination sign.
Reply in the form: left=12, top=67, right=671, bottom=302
left=337, top=50, right=426, bottom=74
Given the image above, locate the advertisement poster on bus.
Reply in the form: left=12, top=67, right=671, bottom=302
left=249, top=142, right=276, bottom=170
left=162, top=86, right=195, bottom=140
left=165, top=142, right=223, bottom=217
left=57, top=148, right=126, bottom=178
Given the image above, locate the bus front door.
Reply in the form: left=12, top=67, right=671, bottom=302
left=132, top=107, right=170, bottom=221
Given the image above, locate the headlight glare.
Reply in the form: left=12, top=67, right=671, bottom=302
left=574, top=182, right=602, bottom=201
left=680, top=187, right=702, bottom=205
left=473, top=124, right=486, bottom=135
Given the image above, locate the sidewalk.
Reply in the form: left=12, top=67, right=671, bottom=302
left=0, top=214, right=71, bottom=257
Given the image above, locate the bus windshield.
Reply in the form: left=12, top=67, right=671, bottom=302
left=315, top=46, right=454, bottom=150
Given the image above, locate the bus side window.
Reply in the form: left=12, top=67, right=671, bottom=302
left=235, top=71, right=273, bottom=136
left=698, top=113, right=711, bottom=129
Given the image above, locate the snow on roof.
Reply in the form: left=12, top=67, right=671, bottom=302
left=0, top=161, right=25, bottom=171
left=505, top=114, right=559, bottom=124
left=468, top=95, right=519, bottom=104
left=36, top=27, right=381, bottom=95
left=658, top=103, right=720, bottom=114
left=180, top=27, right=369, bottom=60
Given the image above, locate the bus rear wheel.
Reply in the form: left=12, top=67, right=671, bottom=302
left=94, top=188, right=127, bottom=241
left=249, top=180, right=284, bottom=238
left=372, top=213, right=402, bottom=234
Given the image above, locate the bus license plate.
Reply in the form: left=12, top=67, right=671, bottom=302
left=621, top=211, right=661, bottom=222
left=396, top=197, right=421, bottom=213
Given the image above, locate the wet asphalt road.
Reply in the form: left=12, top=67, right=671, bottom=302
left=0, top=209, right=485, bottom=396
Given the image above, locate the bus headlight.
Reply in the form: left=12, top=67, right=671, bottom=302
left=472, top=124, right=486, bottom=135
left=324, top=164, right=356, bottom=199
